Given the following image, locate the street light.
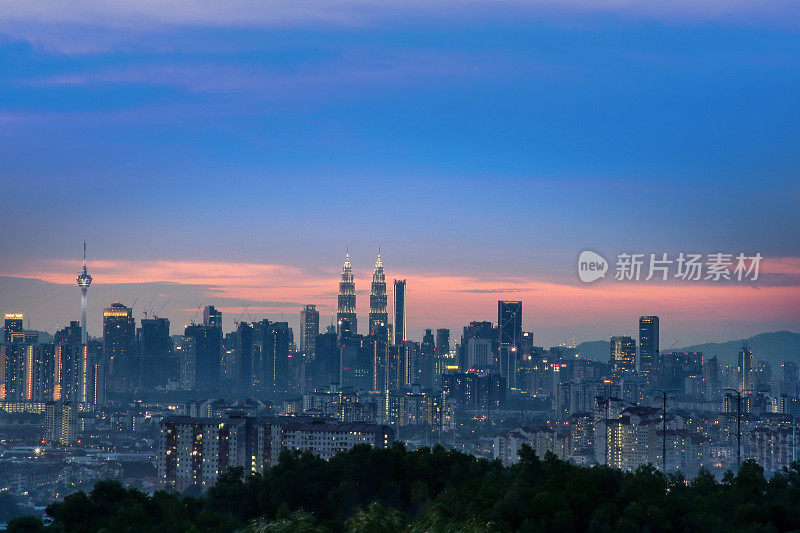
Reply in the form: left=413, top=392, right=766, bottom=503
left=653, top=389, right=677, bottom=472
left=723, top=388, right=752, bottom=471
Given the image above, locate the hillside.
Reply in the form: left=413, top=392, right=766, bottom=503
left=577, top=331, right=800, bottom=366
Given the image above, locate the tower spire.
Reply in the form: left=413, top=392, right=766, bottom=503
left=76, top=242, right=93, bottom=344
left=337, top=251, right=357, bottom=335
left=369, top=249, right=388, bottom=335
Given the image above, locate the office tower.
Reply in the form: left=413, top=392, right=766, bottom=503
left=3, top=313, right=23, bottom=344
left=184, top=324, right=222, bottom=391
left=103, top=302, right=136, bottom=392
left=337, top=254, right=357, bottom=335
left=234, top=321, right=254, bottom=392
left=703, top=355, right=721, bottom=400
left=369, top=253, right=389, bottom=335
left=251, top=319, right=291, bottom=395
left=400, top=340, right=420, bottom=388
left=435, top=328, right=450, bottom=381
left=203, top=305, right=222, bottom=329
left=419, top=329, right=435, bottom=389
left=174, top=335, right=197, bottom=390
left=498, top=301, right=522, bottom=389
left=76, top=242, right=93, bottom=344
left=300, top=305, right=319, bottom=358
left=638, top=316, right=659, bottom=380
left=340, top=334, right=371, bottom=390
left=138, top=317, right=173, bottom=388
left=392, top=279, right=407, bottom=346
left=368, top=323, right=391, bottom=392
left=442, top=371, right=507, bottom=410
left=739, top=341, right=753, bottom=390
left=314, top=326, right=340, bottom=388
left=458, top=321, right=495, bottom=371
left=610, top=336, right=636, bottom=378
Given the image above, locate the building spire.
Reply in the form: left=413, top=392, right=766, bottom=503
left=369, top=248, right=388, bottom=335
left=337, top=250, right=357, bottom=335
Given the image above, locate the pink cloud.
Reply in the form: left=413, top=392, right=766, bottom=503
left=3, top=256, right=799, bottom=344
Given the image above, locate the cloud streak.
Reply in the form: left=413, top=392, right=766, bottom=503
left=2, top=0, right=799, bottom=54
left=2, top=255, right=799, bottom=345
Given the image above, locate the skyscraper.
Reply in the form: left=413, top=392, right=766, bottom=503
left=3, top=313, right=23, bottom=344
left=369, top=253, right=388, bottom=335
left=103, top=302, right=136, bottom=392
left=184, top=323, right=222, bottom=391
left=138, top=317, right=173, bottom=388
left=638, top=316, right=659, bottom=380
left=300, top=305, right=319, bottom=358
left=392, top=279, right=407, bottom=346
left=337, top=254, right=357, bottom=335
left=498, top=301, right=522, bottom=389
left=610, top=336, right=636, bottom=379
left=203, top=305, right=222, bottom=329
left=435, top=328, right=450, bottom=384
left=76, top=242, right=93, bottom=344
left=739, top=341, right=753, bottom=390
left=233, top=321, right=254, bottom=392
left=420, top=329, right=435, bottom=389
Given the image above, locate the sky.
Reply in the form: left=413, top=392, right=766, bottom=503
left=1, top=1, right=799, bottom=347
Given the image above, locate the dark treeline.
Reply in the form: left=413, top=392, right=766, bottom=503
left=8, top=444, right=800, bottom=532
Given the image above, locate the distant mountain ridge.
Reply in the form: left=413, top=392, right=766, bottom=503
left=577, top=331, right=800, bottom=366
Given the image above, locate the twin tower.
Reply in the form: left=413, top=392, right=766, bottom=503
left=337, top=253, right=406, bottom=345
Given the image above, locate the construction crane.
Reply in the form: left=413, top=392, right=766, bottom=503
left=234, top=304, right=250, bottom=327
left=190, top=304, right=202, bottom=326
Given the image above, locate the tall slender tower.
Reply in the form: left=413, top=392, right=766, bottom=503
left=76, top=242, right=93, bottom=345
left=369, top=252, right=388, bottom=334
left=337, top=253, right=357, bottom=335
left=392, top=279, right=407, bottom=345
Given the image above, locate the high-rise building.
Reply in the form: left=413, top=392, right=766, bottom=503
left=337, top=254, right=357, bottom=335
left=435, top=328, right=450, bottom=386
left=45, top=401, right=77, bottom=446
left=138, top=317, right=174, bottom=388
left=54, top=321, right=88, bottom=403
left=76, top=242, right=93, bottom=344
left=159, top=415, right=393, bottom=491
left=300, top=305, right=319, bottom=358
left=251, top=319, right=291, bottom=395
left=498, top=301, right=522, bottom=389
left=184, top=324, right=222, bottom=391
left=3, top=313, right=23, bottom=344
left=738, top=341, right=753, bottom=390
left=103, top=302, right=136, bottom=392
left=610, top=336, right=636, bottom=378
left=369, top=253, right=389, bottom=335
left=638, top=316, right=659, bottom=380
left=234, top=321, right=254, bottom=392
left=1, top=343, right=29, bottom=401
left=314, top=326, right=340, bottom=388
left=369, top=324, right=391, bottom=392
left=203, top=305, right=222, bottom=329
left=174, top=335, right=197, bottom=390
left=458, top=321, right=496, bottom=371
left=419, top=329, right=435, bottom=389
left=392, top=279, right=407, bottom=346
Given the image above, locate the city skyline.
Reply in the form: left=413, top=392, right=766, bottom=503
left=1, top=247, right=799, bottom=349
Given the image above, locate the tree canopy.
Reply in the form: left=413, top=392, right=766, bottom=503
left=11, top=444, right=800, bottom=532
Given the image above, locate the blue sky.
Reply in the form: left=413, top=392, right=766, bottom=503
left=1, top=1, right=799, bottom=345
